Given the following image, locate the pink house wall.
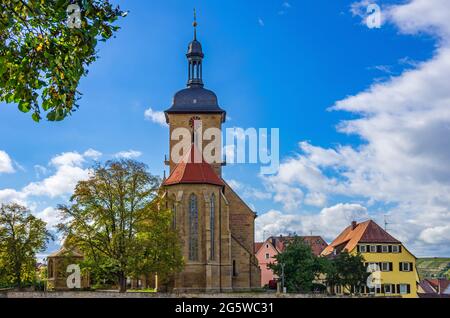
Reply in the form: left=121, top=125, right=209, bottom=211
left=255, top=243, right=279, bottom=287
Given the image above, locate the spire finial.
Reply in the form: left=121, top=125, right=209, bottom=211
left=193, top=8, right=197, bottom=40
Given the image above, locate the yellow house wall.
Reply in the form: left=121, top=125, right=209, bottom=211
left=349, top=244, right=419, bottom=298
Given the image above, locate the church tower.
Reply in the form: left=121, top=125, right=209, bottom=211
left=162, top=13, right=260, bottom=292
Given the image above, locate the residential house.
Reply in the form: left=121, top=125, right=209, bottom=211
left=255, top=235, right=328, bottom=287
left=321, top=220, right=419, bottom=298
left=418, top=278, right=450, bottom=298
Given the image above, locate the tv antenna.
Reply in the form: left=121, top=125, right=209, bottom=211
left=384, top=215, right=392, bottom=232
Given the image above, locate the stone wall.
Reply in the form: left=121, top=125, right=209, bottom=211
left=1, top=291, right=358, bottom=298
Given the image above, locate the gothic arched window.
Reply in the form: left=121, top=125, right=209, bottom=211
left=172, top=201, right=177, bottom=229
left=189, top=194, right=199, bottom=261
left=210, top=193, right=216, bottom=260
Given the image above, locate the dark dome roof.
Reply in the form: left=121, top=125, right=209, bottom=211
left=188, top=40, right=203, bottom=56
left=165, top=87, right=225, bottom=118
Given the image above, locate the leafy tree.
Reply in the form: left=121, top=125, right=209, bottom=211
left=128, top=204, right=184, bottom=286
left=324, top=251, right=369, bottom=294
left=0, top=203, right=53, bottom=288
left=0, top=0, right=127, bottom=121
left=57, top=160, right=183, bottom=292
left=269, top=237, right=325, bottom=293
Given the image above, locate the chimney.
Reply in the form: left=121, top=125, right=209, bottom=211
left=352, top=221, right=357, bottom=229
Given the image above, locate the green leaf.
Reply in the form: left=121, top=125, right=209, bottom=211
left=18, top=101, right=31, bottom=113
left=32, top=112, right=41, bottom=122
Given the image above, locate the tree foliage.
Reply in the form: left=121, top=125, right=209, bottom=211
left=324, top=251, right=369, bottom=294
left=57, top=160, right=183, bottom=292
left=0, top=203, right=53, bottom=288
left=269, top=237, right=325, bottom=293
left=0, top=0, right=127, bottom=121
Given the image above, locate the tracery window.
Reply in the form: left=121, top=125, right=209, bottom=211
left=210, top=193, right=215, bottom=260
left=189, top=194, right=199, bottom=261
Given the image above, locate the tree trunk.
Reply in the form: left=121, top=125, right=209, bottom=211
left=118, top=272, right=127, bottom=293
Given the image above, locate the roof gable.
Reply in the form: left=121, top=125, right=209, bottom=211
left=321, top=220, right=400, bottom=256
left=163, top=144, right=224, bottom=187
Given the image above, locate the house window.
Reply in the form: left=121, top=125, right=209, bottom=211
left=210, top=194, right=215, bottom=260
left=266, top=244, right=269, bottom=249
left=375, top=285, right=382, bottom=294
left=359, top=245, right=367, bottom=253
left=399, top=284, right=408, bottom=294
left=370, top=245, right=377, bottom=253
left=384, top=284, right=392, bottom=294
left=382, top=245, right=389, bottom=253
left=189, top=194, right=199, bottom=261
left=381, top=262, right=391, bottom=272
left=392, top=245, right=400, bottom=253
left=265, top=253, right=270, bottom=259
left=232, top=260, right=237, bottom=276
left=400, top=262, right=412, bottom=272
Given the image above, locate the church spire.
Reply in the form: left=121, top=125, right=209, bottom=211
left=187, top=9, right=204, bottom=88
left=193, top=8, right=197, bottom=40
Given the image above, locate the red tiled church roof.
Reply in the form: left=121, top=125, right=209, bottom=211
left=321, top=220, right=400, bottom=256
left=163, top=144, right=225, bottom=187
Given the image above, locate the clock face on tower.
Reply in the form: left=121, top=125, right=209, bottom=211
left=189, top=116, right=201, bottom=128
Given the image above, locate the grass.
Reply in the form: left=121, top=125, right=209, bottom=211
left=128, top=288, right=157, bottom=293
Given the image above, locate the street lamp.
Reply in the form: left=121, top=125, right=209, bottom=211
left=280, top=263, right=286, bottom=294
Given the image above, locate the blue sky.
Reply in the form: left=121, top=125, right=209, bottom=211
left=1, top=0, right=450, bottom=257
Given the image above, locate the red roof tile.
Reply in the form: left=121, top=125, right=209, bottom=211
left=427, top=278, right=450, bottom=294
left=254, top=242, right=264, bottom=253
left=264, top=236, right=328, bottom=256
left=163, top=144, right=224, bottom=187
left=321, top=220, right=400, bottom=256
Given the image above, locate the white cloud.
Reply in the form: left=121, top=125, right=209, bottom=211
left=227, top=179, right=242, bottom=190
left=0, top=150, right=98, bottom=202
left=227, top=178, right=272, bottom=202
left=300, top=203, right=369, bottom=242
left=22, top=165, right=90, bottom=198
left=0, top=150, right=15, bottom=174
left=144, top=108, right=167, bottom=126
left=255, top=203, right=368, bottom=242
left=35, top=207, right=62, bottom=230
left=50, top=151, right=85, bottom=167
left=258, top=0, right=450, bottom=256
left=258, top=18, right=265, bottom=27
left=34, top=165, right=48, bottom=178
left=255, top=210, right=302, bottom=241
left=114, top=150, right=142, bottom=159
left=83, top=148, right=102, bottom=160
left=304, top=192, right=327, bottom=207
left=0, top=188, right=26, bottom=205
left=419, top=225, right=450, bottom=244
